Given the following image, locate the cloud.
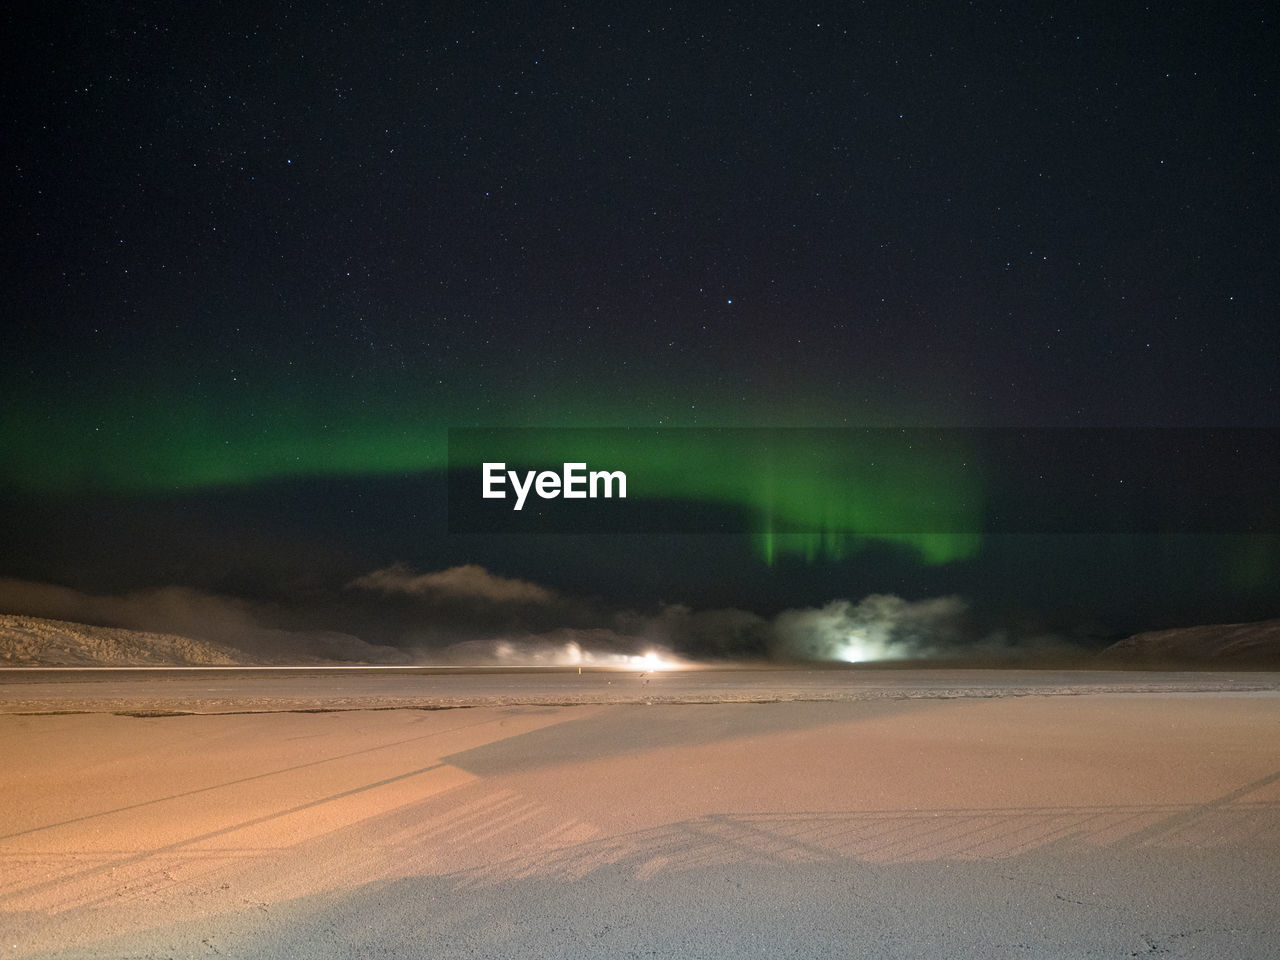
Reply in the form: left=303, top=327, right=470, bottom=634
left=766, top=593, right=1088, bottom=663
left=0, top=577, right=407, bottom=663
left=348, top=563, right=555, bottom=605
left=0, top=577, right=259, bottom=637
left=0, top=574, right=1086, bottom=667
left=618, top=603, right=771, bottom=659
left=438, top=627, right=678, bottom=667
left=771, top=594, right=969, bottom=662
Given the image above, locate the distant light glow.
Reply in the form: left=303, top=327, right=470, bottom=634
left=833, top=632, right=885, bottom=663
left=835, top=638, right=869, bottom=663
left=631, top=650, right=679, bottom=671
left=466, top=640, right=687, bottom=670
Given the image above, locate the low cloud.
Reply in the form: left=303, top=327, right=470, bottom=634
left=620, top=603, right=772, bottom=659
left=438, top=627, right=679, bottom=668
left=772, top=594, right=969, bottom=662
left=348, top=563, right=555, bottom=605
left=0, top=574, right=1086, bottom=666
left=0, top=577, right=261, bottom=638
left=0, top=577, right=406, bottom=664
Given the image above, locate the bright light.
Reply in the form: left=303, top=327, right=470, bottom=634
left=475, top=640, right=687, bottom=670
left=835, top=633, right=873, bottom=663
left=628, top=649, right=679, bottom=671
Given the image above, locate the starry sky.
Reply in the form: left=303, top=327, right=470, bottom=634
left=2, top=1, right=1277, bottom=655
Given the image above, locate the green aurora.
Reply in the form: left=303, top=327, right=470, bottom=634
left=2, top=378, right=982, bottom=565
left=450, top=427, right=984, bottom=564
left=5, top=376, right=1278, bottom=587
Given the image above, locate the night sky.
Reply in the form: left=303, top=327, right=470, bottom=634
left=3, top=2, right=1277, bottom=658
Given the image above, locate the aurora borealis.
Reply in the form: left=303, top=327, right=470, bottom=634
left=2, top=1, right=1278, bottom=656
